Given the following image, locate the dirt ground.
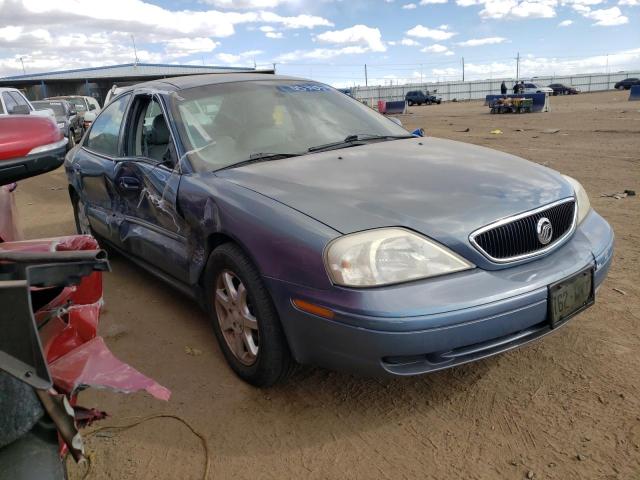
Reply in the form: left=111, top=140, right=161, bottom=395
left=15, top=90, right=639, bottom=479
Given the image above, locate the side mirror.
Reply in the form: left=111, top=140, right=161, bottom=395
left=0, top=116, right=68, bottom=186
left=89, top=104, right=96, bottom=111
left=9, top=105, right=31, bottom=115
left=389, top=117, right=403, bottom=127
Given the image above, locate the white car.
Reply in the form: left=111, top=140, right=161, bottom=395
left=0, top=87, right=55, bottom=119
left=520, top=82, right=554, bottom=95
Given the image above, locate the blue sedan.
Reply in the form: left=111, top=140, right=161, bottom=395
left=65, top=74, right=614, bottom=386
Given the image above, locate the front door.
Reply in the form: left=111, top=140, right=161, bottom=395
left=112, top=94, right=190, bottom=283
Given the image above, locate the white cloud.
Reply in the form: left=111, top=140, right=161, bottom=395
left=573, top=5, right=629, bottom=24
left=164, top=37, right=219, bottom=58
left=259, top=12, right=334, bottom=29
left=420, top=0, right=448, bottom=4
left=216, top=49, right=263, bottom=65
left=402, top=3, right=418, bottom=8
left=260, top=25, right=283, bottom=38
left=315, top=24, right=386, bottom=52
left=618, top=0, right=639, bottom=5
left=406, top=24, right=456, bottom=40
left=458, top=36, right=507, bottom=46
left=275, top=46, right=370, bottom=62
left=276, top=25, right=389, bottom=62
left=421, top=43, right=454, bottom=54
left=456, top=0, right=558, bottom=19
left=200, top=0, right=292, bottom=8
left=0, top=0, right=335, bottom=76
left=430, top=47, right=640, bottom=80
left=400, top=37, right=421, bottom=46
left=558, top=19, right=573, bottom=25
left=2, top=0, right=333, bottom=38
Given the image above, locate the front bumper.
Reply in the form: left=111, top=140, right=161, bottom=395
left=266, top=210, right=614, bottom=377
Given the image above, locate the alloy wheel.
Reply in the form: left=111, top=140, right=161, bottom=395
left=214, top=270, right=260, bottom=366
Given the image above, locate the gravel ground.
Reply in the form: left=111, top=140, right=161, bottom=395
left=14, top=89, right=639, bottom=480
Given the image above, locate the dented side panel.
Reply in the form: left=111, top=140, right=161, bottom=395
left=177, top=173, right=339, bottom=290
left=111, top=160, right=190, bottom=283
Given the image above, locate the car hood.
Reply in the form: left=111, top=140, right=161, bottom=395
left=216, top=137, right=573, bottom=261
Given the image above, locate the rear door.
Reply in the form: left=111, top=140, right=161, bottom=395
left=72, top=93, right=132, bottom=243
left=110, top=93, right=190, bottom=283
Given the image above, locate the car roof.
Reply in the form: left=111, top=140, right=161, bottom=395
left=46, top=95, right=90, bottom=100
left=133, top=73, right=306, bottom=92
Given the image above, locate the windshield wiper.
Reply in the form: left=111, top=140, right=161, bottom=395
left=307, top=134, right=414, bottom=153
left=215, top=152, right=304, bottom=172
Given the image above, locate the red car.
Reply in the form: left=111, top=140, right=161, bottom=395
left=0, top=115, right=169, bottom=478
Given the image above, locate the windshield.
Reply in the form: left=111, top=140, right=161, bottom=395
left=64, top=97, right=87, bottom=111
left=169, top=80, right=409, bottom=172
left=32, top=101, right=65, bottom=116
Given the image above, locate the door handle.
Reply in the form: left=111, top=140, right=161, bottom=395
left=118, top=176, right=141, bottom=191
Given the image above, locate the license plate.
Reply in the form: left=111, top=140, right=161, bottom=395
left=548, top=268, right=594, bottom=328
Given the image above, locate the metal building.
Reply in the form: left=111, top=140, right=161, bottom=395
left=0, top=63, right=274, bottom=107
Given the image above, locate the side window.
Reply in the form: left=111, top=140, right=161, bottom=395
left=135, top=98, right=173, bottom=163
left=10, top=92, right=31, bottom=109
left=0, top=96, right=5, bottom=114
left=86, top=94, right=131, bottom=157
left=2, top=92, right=18, bottom=112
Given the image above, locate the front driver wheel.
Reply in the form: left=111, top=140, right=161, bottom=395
left=204, top=243, right=294, bottom=387
left=67, top=131, right=76, bottom=151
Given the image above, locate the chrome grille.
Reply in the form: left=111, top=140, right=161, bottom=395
left=470, top=198, right=576, bottom=263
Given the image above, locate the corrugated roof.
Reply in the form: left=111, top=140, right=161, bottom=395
left=0, top=63, right=270, bottom=82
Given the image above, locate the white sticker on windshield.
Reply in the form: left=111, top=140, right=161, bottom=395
left=277, top=84, right=331, bottom=93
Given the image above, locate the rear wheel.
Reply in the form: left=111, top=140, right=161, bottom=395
left=71, top=192, right=91, bottom=235
left=204, top=243, right=294, bottom=387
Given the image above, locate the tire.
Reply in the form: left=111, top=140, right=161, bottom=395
left=67, top=131, right=76, bottom=151
left=407, top=100, right=413, bottom=106
left=204, top=243, right=294, bottom=387
left=71, top=190, right=92, bottom=235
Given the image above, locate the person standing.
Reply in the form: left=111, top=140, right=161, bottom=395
left=501, top=81, right=507, bottom=95
left=513, top=82, right=519, bottom=94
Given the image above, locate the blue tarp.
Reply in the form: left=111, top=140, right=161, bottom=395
left=629, top=85, right=640, bottom=101
left=485, top=93, right=547, bottom=112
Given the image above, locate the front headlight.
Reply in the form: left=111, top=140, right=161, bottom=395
left=325, top=228, right=474, bottom=287
left=562, top=175, right=591, bottom=224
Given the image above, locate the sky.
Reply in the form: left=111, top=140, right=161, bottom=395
left=0, top=0, right=638, bottom=86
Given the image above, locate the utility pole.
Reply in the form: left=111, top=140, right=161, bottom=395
left=462, top=57, right=465, bottom=82
left=19, top=56, right=26, bottom=75
left=420, top=63, right=423, bottom=84
left=515, top=52, right=520, bottom=81
left=131, top=35, right=139, bottom=66
left=364, top=64, right=368, bottom=87
left=272, top=63, right=276, bottom=74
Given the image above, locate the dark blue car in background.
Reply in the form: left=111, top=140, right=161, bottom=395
left=65, top=74, right=614, bottom=386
